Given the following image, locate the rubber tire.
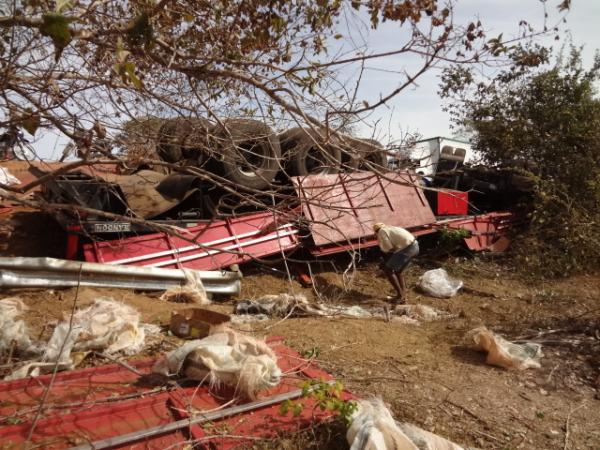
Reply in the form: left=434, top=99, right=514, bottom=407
left=181, top=118, right=211, bottom=165
left=156, top=118, right=193, bottom=163
left=279, top=127, right=341, bottom=176
left=211, top=119, right=281, bottom=190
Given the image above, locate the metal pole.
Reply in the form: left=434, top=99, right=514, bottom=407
left=68, top=381, right=333, bottom=450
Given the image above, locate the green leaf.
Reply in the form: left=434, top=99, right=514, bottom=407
left=279, top=399, right=291, bottom=415
left=39, top=13, right=72, bottom=60
left=292, top=403, right=303, bottom=417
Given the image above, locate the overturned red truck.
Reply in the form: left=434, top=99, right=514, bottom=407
left=30, top=120, right=532, bottom=270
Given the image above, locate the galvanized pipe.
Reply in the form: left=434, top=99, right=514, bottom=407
left=0, top=257, right=241, bottom=295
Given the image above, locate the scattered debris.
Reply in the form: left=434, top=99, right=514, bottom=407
left=347, top=398, right=472, bottom=450
left=153, top=327, right=281, bottom=399
left=418, top=268, right=463, bottom=298
left=0, top=166, right=20, bottom=197
left=0, top=256, right=241, bottom=296
left=234, top=293, right=456, bottom=324
left=169, top=307, right=231, bottom=339
left=467, top=326, right=543, bottom=370
left=5, top=298, right=150, bottom=380
left=159, top=268, right=210, bottom=304
left=44, top=298, right=146, bottom=365
left=0, top=297, right=35, bottom=354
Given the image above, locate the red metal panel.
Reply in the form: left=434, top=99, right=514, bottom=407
left=309, top=212, right=517, bottom=256
left=437, top=191, right=468, bottom=215
left=444, top=212, right=516, bottom=251
left=294, top=171, right=436, bottom=247
left=0, top=338, right=352, bottom=449
left=83, top=212, right=300, bottom=271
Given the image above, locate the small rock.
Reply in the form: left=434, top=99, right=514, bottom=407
left=540, top=388, right=548, bottom=395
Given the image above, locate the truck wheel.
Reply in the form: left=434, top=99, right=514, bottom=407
left=279, top=127, right=341, bottom=176
left=353, top=139, right=387, bottom=171
left=180, top=118, right=212, bottom=166
left=156, top=118, right=193, bottom=163
left=212, top=119, right=281, bottom=190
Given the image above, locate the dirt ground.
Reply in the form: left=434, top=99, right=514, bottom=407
left=1, top=211, right=599, bottom=449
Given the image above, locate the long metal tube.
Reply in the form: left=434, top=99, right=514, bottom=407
left=68, top=381, right=334, bottom=450
left=0, top=257, right=241, bottom=295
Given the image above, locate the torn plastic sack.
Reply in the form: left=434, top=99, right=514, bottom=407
left=0, top=297, right=35, bottom=354
left=44, top=298, right=145, bottom=366
left=153, top=327, right=281, bottom=399
left=235, top=293, right=311, bottom=316
left=418, top=268, right=463, bottom=298
left=0, top=167, right=20, bottom=197
left=467, top=326, right=543, bottom=370
left=160, top=268, right=210, bottom=305
left=234, top=294, right=455, bottom=325
left=347, top=398, right=471, bottom=450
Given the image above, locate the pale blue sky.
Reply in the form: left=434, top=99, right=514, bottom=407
left=28, top=0, right=600, bottom=159
left=348, top=0, right=600, bottom=144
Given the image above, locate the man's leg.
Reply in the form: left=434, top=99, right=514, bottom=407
left=384, top=268, right=402, bottom=299
left=397, top=271, right=407, bottom=303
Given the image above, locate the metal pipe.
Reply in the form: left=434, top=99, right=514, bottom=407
left=0, top=257, right=241, bottom=295
left=68, top=381, right=334, bottom=450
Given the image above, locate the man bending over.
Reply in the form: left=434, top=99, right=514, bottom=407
left=373, top=222, right=419, bottom=305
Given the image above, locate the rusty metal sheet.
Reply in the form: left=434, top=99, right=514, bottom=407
left=0, top=338, right=352, bottom=449
left=294, top=171, right=435, bottom=246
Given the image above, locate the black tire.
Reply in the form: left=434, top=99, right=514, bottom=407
left=211, top=119, right=281, bottom=190
left=338, top=134, right=357, bottom=172
left=157, top=118, right=212, bottom=166
left=156, top=118, right=193, bottom=163
left=353, top=138, right=388, bottom=171
left=279, top=127, right=341, bottom=176
left=181, top=118, right=211, bottom=165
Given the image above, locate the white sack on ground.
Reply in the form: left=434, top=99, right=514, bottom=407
left=153, top=327, right=281, bottom=399
left=160, top=268, right=210, bottom=305
left=0, top=167, right=20, bottom=185
left=44, top=298, right=145, bottom=365
left=0, top=297, right=34, bottom=353
left=0, top=167, right=20, bottom=197
left=347, top=398, right=471, bottom=450
left=418, top=268, right=463, bottom=298
left=467, top=326, right=543, bottom=370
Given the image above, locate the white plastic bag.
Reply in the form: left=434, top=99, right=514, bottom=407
left=467, top=326, right=543, bottom=370
left=0, top=297, right=33, bottom=353
left=347, top=398, right=469, bottom=450
left=44, top=298, right=145, bottom=365
left=153, top=327, right=281, bottom=399
left=160, top=268, right=210, bottom=304
left=418, top=268, right=463, bottom=298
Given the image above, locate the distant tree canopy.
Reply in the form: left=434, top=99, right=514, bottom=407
left=0, top=1, right=569, bottom=151
left=441, top=47, right=600, bottom=275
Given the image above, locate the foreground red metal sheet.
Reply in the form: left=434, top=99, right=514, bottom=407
left=83, top=212, right=300, bottom=270
left=0, top=338, right=351, bottom=449
left=294, top=171, right=436, bottom=247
